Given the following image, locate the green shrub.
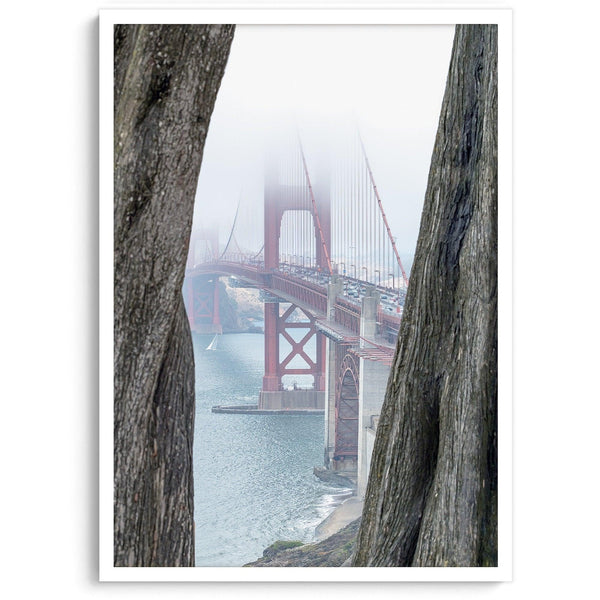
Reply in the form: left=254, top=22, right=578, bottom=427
left=263, top=540, right=304, bottom=557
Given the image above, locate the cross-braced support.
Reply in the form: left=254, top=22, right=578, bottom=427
left=262, top=302, right=325, bottom=392
left=259, top=301, right=326, bottom=410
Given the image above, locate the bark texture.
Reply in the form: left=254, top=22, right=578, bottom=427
left=113, top=24, right=234, bottom=567
left=353, top=24, right=497, bottom=567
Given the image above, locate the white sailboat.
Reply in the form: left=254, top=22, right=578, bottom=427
left=206, top=334, right=219, bottom=351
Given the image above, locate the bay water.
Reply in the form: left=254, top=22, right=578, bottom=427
left=192, top=332, right=351, bottom=567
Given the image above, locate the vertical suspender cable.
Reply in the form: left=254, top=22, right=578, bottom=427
left=358, top=132, right=409, bottom=290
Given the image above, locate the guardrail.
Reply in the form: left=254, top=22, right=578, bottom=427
left=270, top=273, right=328, bottom=314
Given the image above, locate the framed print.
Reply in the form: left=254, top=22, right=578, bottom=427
left=100, top=6, right=512, bottom=582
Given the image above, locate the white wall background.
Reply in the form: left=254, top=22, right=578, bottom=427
left=2, top=0, right=598, bottom=597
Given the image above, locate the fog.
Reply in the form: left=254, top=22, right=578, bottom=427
left=193, top=25, right=455, bottom=256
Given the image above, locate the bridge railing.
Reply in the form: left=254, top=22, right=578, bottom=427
left=271, top=272, right=328, bottom=314
left=220, top=253, right=264, bottom=268
left=334, top=297, right=361, bottom=334
left=188, top=260, right=268, bottom=286
left=377, top=306, right=402, bottom=343
left=188, top=258, right=403, bottom=346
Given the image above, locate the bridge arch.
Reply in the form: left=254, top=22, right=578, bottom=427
left=333, top=351, right=360, bottom=469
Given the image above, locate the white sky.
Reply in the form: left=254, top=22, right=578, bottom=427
left=194, top=24, right=455, bottom=256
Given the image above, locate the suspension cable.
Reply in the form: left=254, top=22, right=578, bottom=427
left=219, top=191, right=242, bottom=260
left=297, top=135, right=333, bottom=275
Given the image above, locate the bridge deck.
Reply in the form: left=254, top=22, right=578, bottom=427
left=187, top=261, right=401, bottom=357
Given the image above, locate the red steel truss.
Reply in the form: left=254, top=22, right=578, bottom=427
left=263, top=302, right=326, bottom=392
left=184, top=274, right=222, bottom=334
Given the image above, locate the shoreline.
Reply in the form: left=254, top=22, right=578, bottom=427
left=243, top=494, right=364, bottom=566
left=314, top=494, right=364, bottom=541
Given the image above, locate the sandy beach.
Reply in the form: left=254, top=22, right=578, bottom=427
left=314, top=495, right=364, bottom=541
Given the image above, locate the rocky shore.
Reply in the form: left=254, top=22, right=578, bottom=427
left=244, top=496, right=364, bottom=567
left=244, top=518, right=361, bottom=567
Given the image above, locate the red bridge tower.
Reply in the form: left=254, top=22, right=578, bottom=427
left=259, top=158, right=330, bottom=410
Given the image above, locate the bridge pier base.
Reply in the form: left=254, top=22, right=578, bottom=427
left=258, top=389, right=325, bottom=411
left=323, top=338, right=337, bottom=469
left=356, top=358, right=390, bottom=496
left=357, top=290, right=392, bottom=497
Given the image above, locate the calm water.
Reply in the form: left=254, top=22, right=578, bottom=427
left=192, top=332, right=350, bottom=567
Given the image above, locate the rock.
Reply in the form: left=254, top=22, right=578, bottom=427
left=244, top=519, right=361, bottom=567
left=313, top=466, right=356, bottom=488
left=262, top=540, right=304, bottom=558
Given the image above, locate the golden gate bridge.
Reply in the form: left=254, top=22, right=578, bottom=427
left=183, top=132, right=410, bottom=490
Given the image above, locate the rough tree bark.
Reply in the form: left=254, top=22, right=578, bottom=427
left=353, top=24, right=498, bottom=567
left=113, top=24, right=234, bottom=567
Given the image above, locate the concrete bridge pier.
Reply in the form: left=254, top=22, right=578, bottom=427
left=322, top=285, right=392, bottom=495
left=323, top=276, right=344, bottom=470
left=357, top=288, right=390, bottom=498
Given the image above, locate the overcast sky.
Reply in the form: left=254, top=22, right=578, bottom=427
left=193, top=24, right=455, bottom=256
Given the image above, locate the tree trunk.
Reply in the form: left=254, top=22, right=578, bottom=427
left=353, top=24, right=498, bottom=567
left=113, top=24, right=234, bottom=567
